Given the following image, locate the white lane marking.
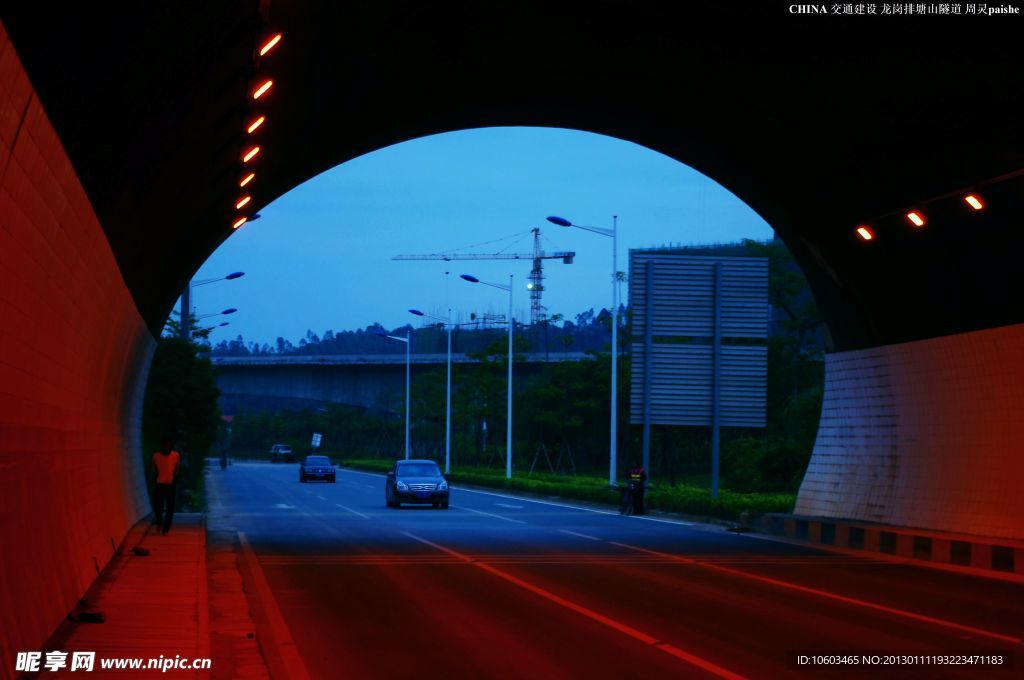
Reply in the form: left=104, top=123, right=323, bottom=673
left=273, top=504, right=296, bottom=509
left=335, top=503, right=370, bottom=519
left=454, top=505, right=527, bottom=524
left=364, top=484, right=375, bottom=489
left=559, top=529, right=600, bottom=541
left=316, top=495, right=327, bottom=501
left=402, top=532, right=747, bottom=680
left=630, top=515, right=695, bottom=527
left=455, top=487, right=620, bottom=515
left=496, top=503, right=524, bottom=509
left=610, top=541, right=1022, bottom=645
left=340, top=468, right=694, bottom=526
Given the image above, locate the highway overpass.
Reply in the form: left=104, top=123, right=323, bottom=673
left=213, top=352, right=591, bottom=414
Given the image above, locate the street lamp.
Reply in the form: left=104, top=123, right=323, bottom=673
left=181, top=271, right=246, bottom=340
left=409, top=308, right=455, bottom=474
left=461, top=273, right=514, bottom=479
left=547, top=214, right=620, bottom=486
left=375, top=329, right=412, bottom=459
left=193, top=272, right=245, bottom=286
left=195, top=307, right=238, bottom=321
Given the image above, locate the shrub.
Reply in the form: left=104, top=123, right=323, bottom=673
left=340, top=458, right=793, bottom=520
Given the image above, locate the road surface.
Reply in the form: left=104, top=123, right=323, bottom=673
left=207, top=463, right=1021, bottom=679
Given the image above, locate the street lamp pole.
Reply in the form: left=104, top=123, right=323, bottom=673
left=610, top=216, right=619, bottom=487
left=445, top=316, right=452, bottom=472
left=547, top=215, right=619, bottom=486
left=505, top=274, right=513, bottom=480
left=410, top=309, right=454, bottom=473
left=405, top=329, right=411, bottom=460
left=460, top=274, right=515, bottom=479
left=181, top=272, right=245, bottom=341
left=376, top=330, right=412, bottom=459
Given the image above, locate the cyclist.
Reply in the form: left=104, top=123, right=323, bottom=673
left=629, top=465, right=648, bottom=515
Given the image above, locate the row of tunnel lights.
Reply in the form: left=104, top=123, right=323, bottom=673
left=231, top=32, right=283, bottom=230
left=231, top=34, right=996, bottom=239
left=854, top=193, right=985, bottom=241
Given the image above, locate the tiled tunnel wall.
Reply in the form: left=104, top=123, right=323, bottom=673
left=796, top=322, right=1024, bottom=540
left=0, top=24, right=153, bottom=672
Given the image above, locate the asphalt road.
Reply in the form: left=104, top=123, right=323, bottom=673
left=207, top=463, right=1021, bottom=679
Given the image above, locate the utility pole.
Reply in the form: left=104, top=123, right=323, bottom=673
left=180, top=282, right=191, bottom=341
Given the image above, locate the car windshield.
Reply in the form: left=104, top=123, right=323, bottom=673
left=278, top=446, right=291, bottom=452
left=397, top=463, right=441, bottom=477
left=305, top=456, right=330, bottom=465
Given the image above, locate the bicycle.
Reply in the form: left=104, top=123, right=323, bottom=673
left=619, top=483, right=635, bottom=516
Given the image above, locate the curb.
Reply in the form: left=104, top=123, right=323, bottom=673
left=236, top=532, right=311, bottom=680
left=751, top=513, right=1024, bottom=575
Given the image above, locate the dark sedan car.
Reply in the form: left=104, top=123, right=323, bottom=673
left=299, top=455, right=336, bottom=483
left=385, top=459, right=449, bottom=508
left=269, top=444, right=294, bottom=463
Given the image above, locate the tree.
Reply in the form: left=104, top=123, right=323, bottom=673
left=142, top=336, right=222, bottom=510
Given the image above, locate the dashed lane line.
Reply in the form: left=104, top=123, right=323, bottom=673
left=403, top=531, right=747, bottom=680
left=559, top=529, right=600, bottom=541
left=453, top=505, right=527, bottom=524
left=335, top=503, right=370, bottom=519
left=610, top=541, right=1022, bottom=645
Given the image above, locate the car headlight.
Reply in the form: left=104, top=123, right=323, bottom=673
left=396, top=481, right=409, bottom=491
left=437, top=480, right=448, bottom=491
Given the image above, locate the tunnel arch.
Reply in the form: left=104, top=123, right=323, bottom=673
left=0, top=2, right=1022, bottom=668
left=4, top=1, right=1022, bottom=352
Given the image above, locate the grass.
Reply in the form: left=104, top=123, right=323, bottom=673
left=338, top=458, right=794, bottom=522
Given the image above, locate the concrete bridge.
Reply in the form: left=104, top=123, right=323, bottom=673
left=212, top=352, right=590, bottom=414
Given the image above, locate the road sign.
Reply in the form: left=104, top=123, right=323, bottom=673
left=311, top=433, right=323, bottom=449
left=629, top=252, right=768, bottom=495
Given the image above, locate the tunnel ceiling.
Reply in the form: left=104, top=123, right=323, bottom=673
left=2, top=1, right=1021, bottom=352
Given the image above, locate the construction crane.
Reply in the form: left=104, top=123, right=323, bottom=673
left=393, top=228, right=575, bottom=324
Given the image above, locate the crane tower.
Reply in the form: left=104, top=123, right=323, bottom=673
left=393, top=228, right=574, bottom=324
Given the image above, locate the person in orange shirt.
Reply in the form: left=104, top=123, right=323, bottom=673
left=152, top=436, right=181, bottom=535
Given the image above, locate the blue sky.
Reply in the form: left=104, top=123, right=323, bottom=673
left=192, top=127, right=773, bottom=345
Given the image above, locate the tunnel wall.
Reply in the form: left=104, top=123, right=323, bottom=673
left=0, top=25, right=152, bottom=670
left=795, top=323, right=1024, bottom=540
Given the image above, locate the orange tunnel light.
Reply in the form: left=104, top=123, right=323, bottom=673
left=252, top=80, right=273, bottom=100
left=232, top=216, right=247, bottom=230
left=247, top=116, right=266, bottom=134
left=906, top=211, right=926, bottom=228
left=243, top=146, right=260, bottom=163
left=964, top=194, right=984, bottom=211
left=259, top=33, right=282, bottom=57
left=856, top=226, right=874, bottom=241
left=236, top=196, right=252, bottom=210
left=240, top=172, right=255, bottom=188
